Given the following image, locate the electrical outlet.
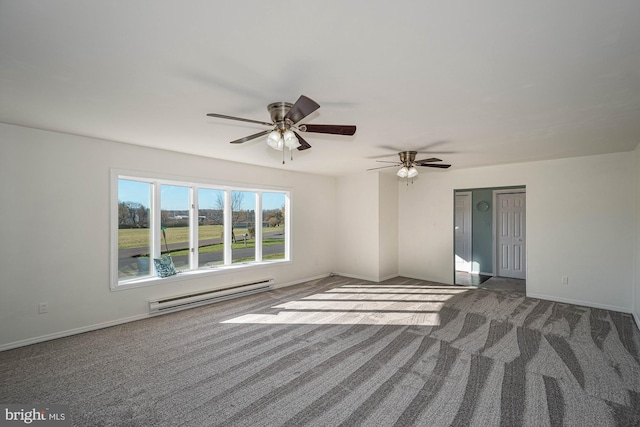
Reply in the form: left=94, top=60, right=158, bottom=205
left=38, top=302, right=48, bottom=314
left=561, top=276, right=569, bottom=285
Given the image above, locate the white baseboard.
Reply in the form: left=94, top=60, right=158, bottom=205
left=526, top=292, right=632, bottom=314
left=378, top=273, right=399, bottom=282
left=333, top=272, right=380, bottom=283
left=0, top=313, right=150, bottom=352
left=272, top=273, right=333, bottom=289
left=0, top=273, right=335, bottom=352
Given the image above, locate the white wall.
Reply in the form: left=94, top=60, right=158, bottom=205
left=336, top=172, right=399, bottom=282
left=399, top=152, right=635, bottom=313
left=378, top=173, right=398, bottom=280
left=336, top=172, right=380, bottom=281
left=0, top=123, right=337, bottom=349
left=635, top=143, right=640, bottom=325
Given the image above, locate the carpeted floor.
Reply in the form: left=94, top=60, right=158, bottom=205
left=1, top=275, right=639, bottom=426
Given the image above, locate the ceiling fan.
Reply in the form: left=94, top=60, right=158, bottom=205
left=206, top=95, right=356, bottom=159
left=368, top=151, right=451, bottom=180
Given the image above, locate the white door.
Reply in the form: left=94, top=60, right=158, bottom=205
left=455, top=192, right=472, bottom=272
left=496, top=192, right=526, bottom=279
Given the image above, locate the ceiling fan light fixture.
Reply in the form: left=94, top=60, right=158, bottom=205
left=283, top=130, right=300, bottom=150
left=397, top=166, right=409, bottom=178
left=407, top=166, right=419, bottom=178
left=267, top=130, right=283, bottom=150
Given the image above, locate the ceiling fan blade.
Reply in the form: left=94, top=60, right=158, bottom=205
left=230, top=130, right=271, bottom=144
left=301, top=124, right=356, bottom=136
left=367, top=165, right=399, bottom=171
left=418, top=163, right=451, bottom=169
left=293, top=131, right=312, bottom=151
left=376, top=160, right=402, bottom=164
left=284, top=95, right=320, bottom=124
left=207, top=113, right=273, bottom=127
left=415, top=158, right=442, bottom=163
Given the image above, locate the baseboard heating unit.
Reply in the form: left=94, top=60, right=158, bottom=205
left=149, top=279, right=274, bottom=316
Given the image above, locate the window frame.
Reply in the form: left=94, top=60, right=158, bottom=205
left=110, top=169, right=291, bottom=291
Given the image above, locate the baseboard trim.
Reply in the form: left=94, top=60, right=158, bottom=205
left=272, top=273, right=333, bottom=289
left=333, top=272, right=380, bottom=283
left=378, top=274, right=399, bottom=282
left=1, top=273, right=334, bottom=352
left=0, top=313, right=150, bottom=352
left=526, top=292, right=632, bottom=314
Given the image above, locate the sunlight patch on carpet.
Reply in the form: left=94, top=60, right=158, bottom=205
left=222, top=284, right=472, bottom=326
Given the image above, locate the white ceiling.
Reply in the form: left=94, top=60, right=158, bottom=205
left=2, top=1, right=640, bottom=176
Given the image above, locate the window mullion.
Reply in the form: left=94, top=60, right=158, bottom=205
left=152, top=181, right=161, bottom=263
left=255, top=192, right=262, bottom=262
left=190, top=186, right=198, bottom=270
left=223, top=190, right=232, bottom=265
left=285, top=193, right=291, bottom=261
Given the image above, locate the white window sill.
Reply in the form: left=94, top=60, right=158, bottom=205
left=111, top=259, right=290, bottom=291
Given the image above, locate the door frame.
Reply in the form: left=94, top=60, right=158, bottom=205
left=454, top=191, right=473, bottom=273
left=492, top=188, right=526, bottom=278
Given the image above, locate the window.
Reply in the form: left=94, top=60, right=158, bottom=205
left=231, top=190, right=256, bottom=264
left=117, top=179, right=152, bottom=281
left=160, top=184, right=191, bottom=271
left=262, top=192, right=286, bottom=261
left=112, top=172, right=290, bottom=289
left=197, top=188, right=225, bottom=268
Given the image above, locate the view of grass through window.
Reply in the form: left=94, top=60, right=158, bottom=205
left=262, top=192, right=286, bottom=262
left=232, top=191, right=256, bottom=264
left=161, top=184, right=190, bottom=271
left=117, top=179, right=151, bottom=281
left=198, top=188, right=225, bottom=268
left=116, top=177, right=288, bottom=284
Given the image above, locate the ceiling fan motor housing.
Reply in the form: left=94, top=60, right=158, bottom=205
left=268, top=102, right=294, bottom=131
left=399, top=151, right=417, bottom=166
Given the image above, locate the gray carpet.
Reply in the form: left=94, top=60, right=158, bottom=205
left=1, top=276, right=639, bottom=426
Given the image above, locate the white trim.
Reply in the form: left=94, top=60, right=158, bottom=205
left=454, top=191, right=472, bottom=273
left=0, top=274, right=331, bottom=352
left=152, top=180, right=160, bottom=269
left=378, top=273, right=399, bottom=282
left=0, top=313, right=150, bottom=352
left=109, top=170, right=119, bottom=290
left=189, top=186, right=197, bottom=270
left=285, top=192, right=292, bottom=262
left=255, top=192, right=263, bottom=262
left=223, top=189, right=232, bottom=265
left=113, top=259, right=291, bottom=291
left=333, top=272, right=382, bottom=283
left=112, top=168, right=291, bottom=194
left=526, top=292, right=632, bottom=313
left=272, top=273, right=333, bottom=289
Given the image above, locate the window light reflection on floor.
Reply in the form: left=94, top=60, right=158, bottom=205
left=222, top=285, right=472, bottom=326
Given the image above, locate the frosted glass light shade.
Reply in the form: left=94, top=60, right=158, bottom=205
left=283, top=130, right=300, bottom=150
left=397, top=166, right=409, bottom=178
left=407, top=166, right=419, bottom=178
left=267, top=131, right=283, bottom=150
